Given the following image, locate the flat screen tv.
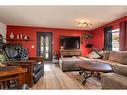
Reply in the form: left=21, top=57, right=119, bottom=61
left=60, top=36, right=80, bottom=49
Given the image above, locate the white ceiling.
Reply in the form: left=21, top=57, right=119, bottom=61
left=0, top=6, right=127, bottom=30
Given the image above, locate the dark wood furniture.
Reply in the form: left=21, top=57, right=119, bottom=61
left=0, top=66, right=27, bottom=89
left=5, top=56, right=44, bottom=87
left=77, top=62, right=113, bottom=84
left=60, top=49, right=81, bottom=57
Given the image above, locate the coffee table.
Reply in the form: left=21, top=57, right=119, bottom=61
left=77, top=62, right=113, bottom=84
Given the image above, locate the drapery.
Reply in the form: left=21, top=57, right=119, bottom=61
left=119, top=21, right=127, bottom=51
left=103, top=26, right=112, bottom=51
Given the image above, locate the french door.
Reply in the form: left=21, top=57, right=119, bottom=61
left=36, top=32, right=52, bottom=61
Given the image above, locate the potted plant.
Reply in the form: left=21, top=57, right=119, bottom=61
left=82, top=33, right=93, bottom=48
left=82, top=33, right=93, bottom=40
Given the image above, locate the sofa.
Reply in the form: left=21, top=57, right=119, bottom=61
left=99, top=51, right=127, bottom=89
left=59, top=50, right=127, bottom=89
left=78, top=51, right=127, bottom=89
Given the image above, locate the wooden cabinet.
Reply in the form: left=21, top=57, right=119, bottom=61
left=60, top=49, right=81, bottom=57
left=6, top=61, right=34, bottom=87
left=5, top=56, right=44, bottom=87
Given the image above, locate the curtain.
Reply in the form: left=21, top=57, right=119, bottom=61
left=103, top=26, right=112, bottom=51
left=119, top=21, right=127, bottom=51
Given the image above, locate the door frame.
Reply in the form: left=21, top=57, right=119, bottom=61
left=36, top=32, right=52, bottom=61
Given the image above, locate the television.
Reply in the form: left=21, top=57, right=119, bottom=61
left=60, top=36, right=80, bottom=49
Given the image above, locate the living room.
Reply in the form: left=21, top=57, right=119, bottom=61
left=0, top=1, right=127, bottom=95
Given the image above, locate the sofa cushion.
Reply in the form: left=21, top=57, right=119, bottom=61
left=119, top=51, right=127, bottom=65
left=110, top=64, right=127, bottom=77
left=97, top=59, right=119, bottom=66
left=102, top=51, right=110, bottom=60
left=101, top=73, right=127, bottom=89
left=78, top=56, right=98, bottom=62
left=108, top=51, right=121, bottom=63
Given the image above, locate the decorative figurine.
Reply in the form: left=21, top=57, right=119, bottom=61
left=24, top=35, right=28, bottom=40
left=17, top=34, right=19, bottom=39
left=10, top=32, right=14, bottom=39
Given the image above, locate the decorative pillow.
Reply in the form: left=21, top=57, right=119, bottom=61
left=86, top=51, right=101, bottom=59
left=18, top=48, right=28, bottom=60
left=0, top=54, right=6, bottom=63
left=5, top=47, right=19, bottom=59
left=110, top=64, right=127, bottom=77
left=72, top=56, right=76, bottom=58
left=92, top=48, right=103, bottom=58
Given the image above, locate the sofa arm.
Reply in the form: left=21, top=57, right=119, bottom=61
left=101, top=73, right=127, bottom=89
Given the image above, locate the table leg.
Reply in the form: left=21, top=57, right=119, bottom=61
left=79, top=71, right=83, bottom=75
left=93, top=72, right=101, bottom=80
left=18, top=73, right=25, bottom=88
left=81, top=71, right=94, bottom=85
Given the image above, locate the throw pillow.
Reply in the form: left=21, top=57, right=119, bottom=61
left=0, top=51, right=7, bottom=66
left=92, top=48, right=103, bottom=58
left=110, top=64, right=127, bottom=77
left=86, top=51, right=101, bottom=59
left=18, top=48, right=28, bottom=60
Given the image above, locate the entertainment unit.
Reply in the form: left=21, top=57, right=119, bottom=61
left=60, top=36, right=81, bottom=57
left=60, top=49, right=81, bottom=57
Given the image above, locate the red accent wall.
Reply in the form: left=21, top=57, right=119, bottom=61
left=7, top=26, right=91, bottom=57
left=91, top=16, right=127, bottom=50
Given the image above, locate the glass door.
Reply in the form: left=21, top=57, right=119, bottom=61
left=37, top=32, right=52, bottom=61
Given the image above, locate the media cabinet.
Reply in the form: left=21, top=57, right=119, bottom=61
left=60, top=49, right=81, bottom=57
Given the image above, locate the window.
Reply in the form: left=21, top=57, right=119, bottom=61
left=112, top=29, right=120, bottom=51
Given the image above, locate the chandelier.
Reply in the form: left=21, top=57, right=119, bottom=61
left=78, top=21, right=92, bottom=28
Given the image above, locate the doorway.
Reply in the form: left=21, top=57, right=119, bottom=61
left=36, top=32, right=52, bottom=61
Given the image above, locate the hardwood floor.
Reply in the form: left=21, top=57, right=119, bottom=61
left=32, top=63, right=101, bottom=89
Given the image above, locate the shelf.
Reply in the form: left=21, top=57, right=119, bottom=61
left=6, top=38, right=34, bottom=41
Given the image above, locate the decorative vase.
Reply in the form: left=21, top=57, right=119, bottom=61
left=20, top=34, right=23, bottom=39
left=10, top=32, right=14, bottom=39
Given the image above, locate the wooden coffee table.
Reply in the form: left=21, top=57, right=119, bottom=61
left=77, top=62, right=113, bottom=84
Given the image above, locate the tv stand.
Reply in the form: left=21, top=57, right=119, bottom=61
left=60, top=49, right=81, bottom=57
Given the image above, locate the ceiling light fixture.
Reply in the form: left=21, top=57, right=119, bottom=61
left=78, top=21, right=92, bottom=28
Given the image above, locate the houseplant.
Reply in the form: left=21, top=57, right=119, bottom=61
left=82, top=33, right=93, bottom=40
left=82, top=33, right=93, bottom=48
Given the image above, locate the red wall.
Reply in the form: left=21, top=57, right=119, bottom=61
left=7, top=26, right=91, bottom=57
left=91, top=16, right=127, bottom=50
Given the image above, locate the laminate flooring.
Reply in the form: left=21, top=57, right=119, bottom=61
left=32, top=63, right=101, bottom=89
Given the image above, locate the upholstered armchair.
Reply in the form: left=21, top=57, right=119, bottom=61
left=2, top=43, right=44, bottom=87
